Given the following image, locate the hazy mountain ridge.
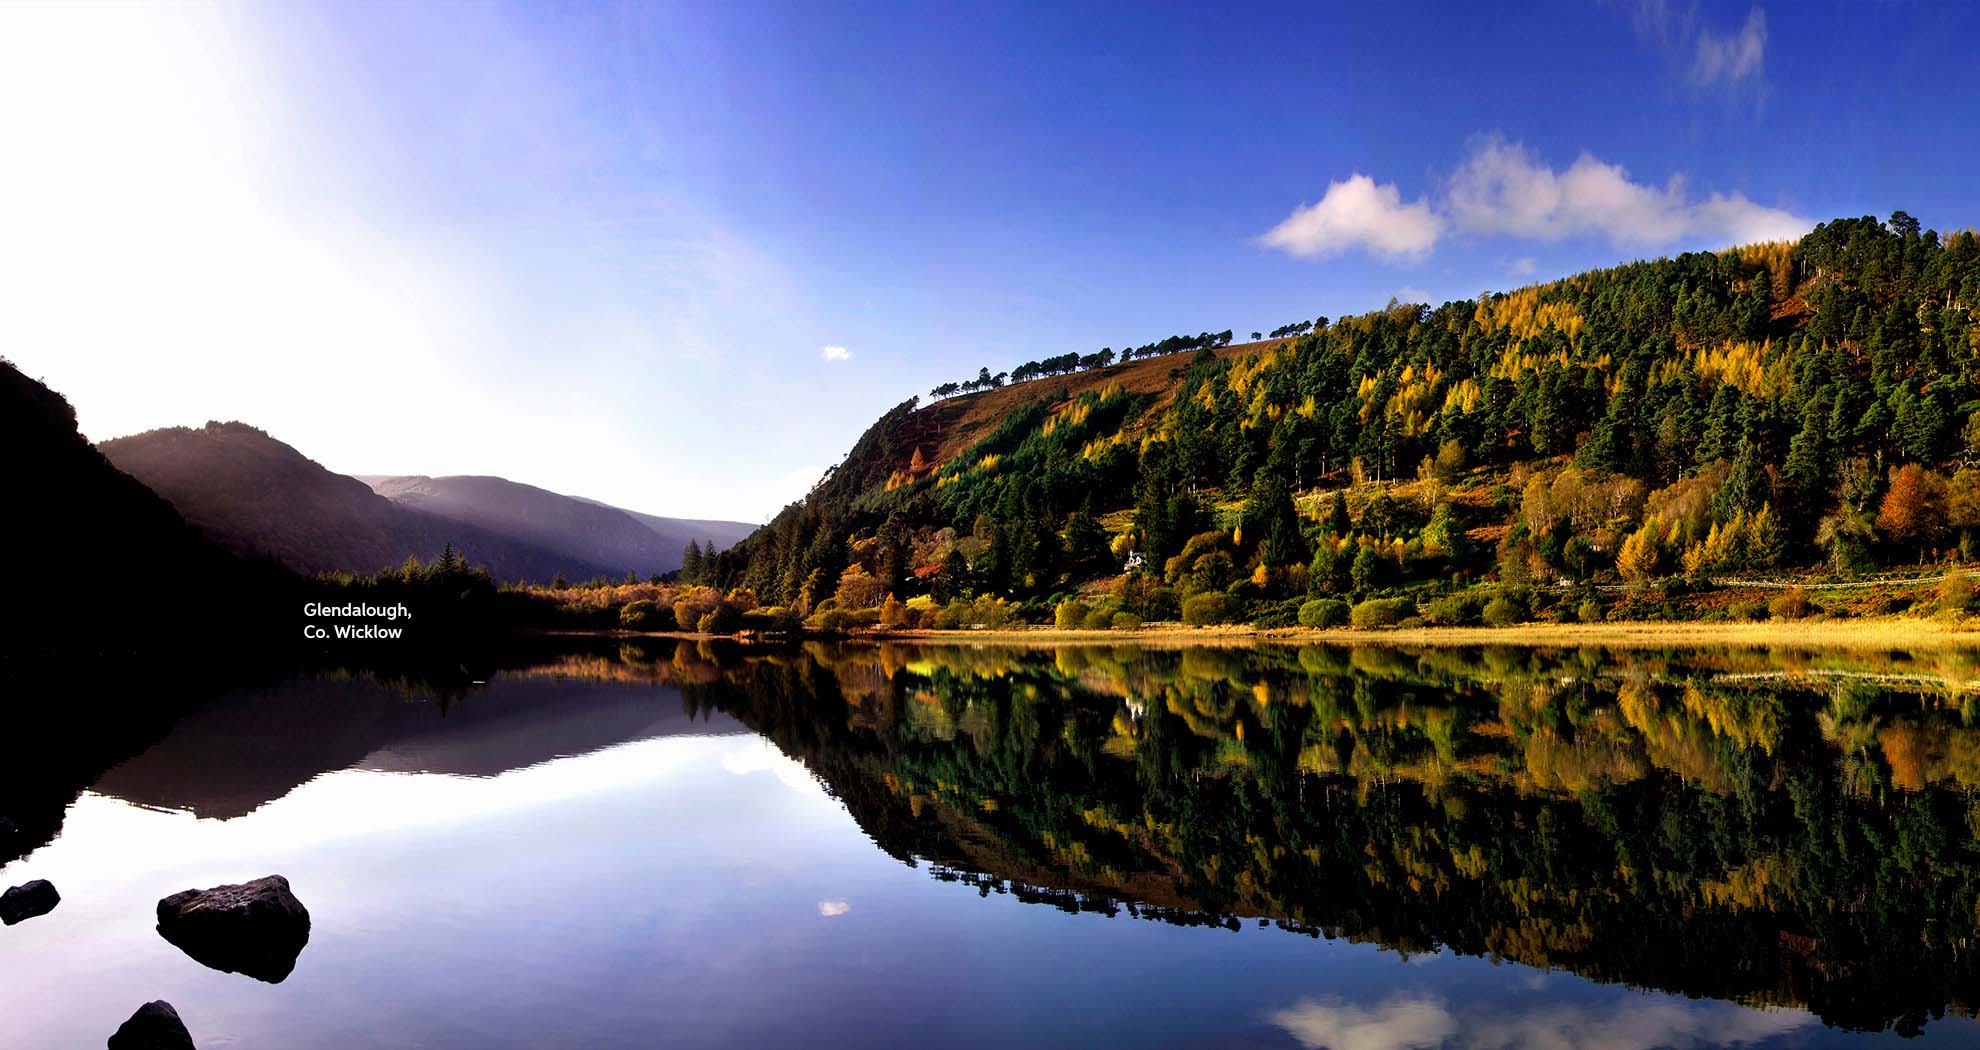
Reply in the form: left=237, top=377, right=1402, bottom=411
left=364, top=474, right=755, bottom=575
left=99, top=423, right=618, bottom=583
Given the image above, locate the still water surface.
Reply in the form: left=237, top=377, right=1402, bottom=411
left=4, top=641, right=1979, bottom=1047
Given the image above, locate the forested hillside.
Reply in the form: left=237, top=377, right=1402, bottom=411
left=713, top=213, right=1980, bottom=629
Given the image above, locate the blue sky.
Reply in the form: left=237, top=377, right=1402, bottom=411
left=5, top=1, right=1978, bottom=522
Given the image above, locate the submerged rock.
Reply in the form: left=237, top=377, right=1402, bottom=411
left=0, top=878, right=59, bottom=925
left=107, top=1000, right=196, bottom=1050
left=155, top=874, right=310, bottom=983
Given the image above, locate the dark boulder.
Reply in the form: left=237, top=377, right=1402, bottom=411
left=0, top=878, right=59, bottom=924
left=155, top=874, right=310, bottom=983
left=107, top=1000, right=196, bottom=1050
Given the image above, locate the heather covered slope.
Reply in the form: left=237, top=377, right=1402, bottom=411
left=710, top=214, right=1980, bottom=628
left=100, top=424, right=617, bottom=583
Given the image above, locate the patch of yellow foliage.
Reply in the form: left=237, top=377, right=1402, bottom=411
left=1691, top=339, right=1789, bottom=399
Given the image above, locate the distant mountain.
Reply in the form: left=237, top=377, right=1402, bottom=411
left=366, top=475, right=757, bottom=571
left=99, top=423, right=615, bottom=583
left=577, top=499, right=759, bottom=561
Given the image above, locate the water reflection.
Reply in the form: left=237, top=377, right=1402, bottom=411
left=648, top=639, right=1980, bottom=1036
left=5, top=638, right=1980, bottom=1047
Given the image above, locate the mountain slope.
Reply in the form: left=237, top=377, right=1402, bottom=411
left=710, top=213, right=1980, bottom=625
left=586, top=505, right=758, bottom=561
left=366, top=475, right=754, bottom=573
left=99, top=424, right=616, bottom=583
left=3, top=363, right=281, bottom=648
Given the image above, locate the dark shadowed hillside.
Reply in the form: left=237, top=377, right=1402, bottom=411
left=366, top=475, right=755, bottom=574
left=99, top=424, right=617, bottom=583
left=1, top=360, right=300, bottom=862
left=3, top=362, right=280, bottom=651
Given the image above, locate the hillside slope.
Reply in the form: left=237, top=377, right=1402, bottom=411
left=99, top=424, right=616, bottom=583
left=4, top=364, right=280, bottom=648
left=711, top=213, right=1980, bottom=627
left=366, top=475, right=754, bottom=573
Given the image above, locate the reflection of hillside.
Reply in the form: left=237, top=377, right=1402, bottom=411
left=93, top=672, right=742, bottom=819
left=642, top=639, right=1980, bottom=1037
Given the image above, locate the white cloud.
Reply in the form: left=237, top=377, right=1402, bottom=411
left=816, top=899, right=850, bottom=917
left=1692, top=7, right=1767, bottom=87
left=1395, top=287, right=1434, bottom=305
left=1270, top=992, right=1814, bottom=1050
left=819, top=344, right=853, bottom=362
left=1260, top=174, right=1442, bottom=262
left=1262, top=136, right=1806, bottom=266
left=1506, top=257, right=1537, bottom=278
left=1444, top=135, right=1809, bottom=247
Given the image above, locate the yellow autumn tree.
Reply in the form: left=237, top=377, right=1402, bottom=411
left=1616, top=520, right=1662, bottom=586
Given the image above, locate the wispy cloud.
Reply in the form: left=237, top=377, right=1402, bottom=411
left=1260, top=135, right=1808, bottom=265
left=819, top=344, right=853, bottom=362
left=1505, top=256, right=1537, bottom=278
left=1621, top=1, right=1768, bottom=101
left=1692, top=7, right=1767, bottom=87
left=1259, top=174, right=1442, bottom=262
left=1394, top=286, right=1434, bottom=305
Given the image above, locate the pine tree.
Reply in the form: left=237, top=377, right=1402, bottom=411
left=681, top=540, right=704, bottom=583
left=1325, top=491, right=1351, bottom=537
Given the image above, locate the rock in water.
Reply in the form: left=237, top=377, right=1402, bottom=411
left=0, top=879, right=59, bottom=924
left=155, top=875, right=310, bottom=983
left=107, top=1000, right=196, bottom=1050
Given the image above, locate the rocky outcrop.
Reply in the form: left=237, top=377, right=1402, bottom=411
left=0, top=879, right=59, bottom=925
left=155, top=875, right=310, bottom=983
left=107, top=1001, right=196, bottom=1049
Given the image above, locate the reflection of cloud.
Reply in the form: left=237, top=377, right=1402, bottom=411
left=819, top=344, right=852, bottom=362
left=817, top=899, right=850, bottom=917
left=720, top=739, right=826, bottom=796
left=1270, top=992, right=1814, bottom=1050
left=1272, top=996, right=1455, bottom=1050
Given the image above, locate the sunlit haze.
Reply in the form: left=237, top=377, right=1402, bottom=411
left=6, top=2, right=1978, bottom=521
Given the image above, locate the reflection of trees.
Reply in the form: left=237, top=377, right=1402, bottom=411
left=617, top=640, right=1980, bottom=1036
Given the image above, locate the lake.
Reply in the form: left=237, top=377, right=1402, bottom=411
left=4, top=639, right=1979, bottom=1048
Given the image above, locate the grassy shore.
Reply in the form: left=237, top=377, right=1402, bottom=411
left=856, top=616, right=1980, bottom=649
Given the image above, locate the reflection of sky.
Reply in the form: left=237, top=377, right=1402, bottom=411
left=2, top=721, right=1975, bottom=1048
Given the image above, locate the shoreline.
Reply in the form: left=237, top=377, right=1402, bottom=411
left=589, top=617, right=1980, bottom=650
